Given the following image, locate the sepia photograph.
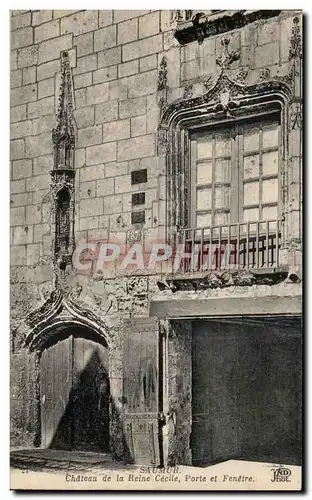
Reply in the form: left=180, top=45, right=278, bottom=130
left=9, top=7, right=303, bottom=491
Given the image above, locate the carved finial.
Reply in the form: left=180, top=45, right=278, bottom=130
left=216, top=37, right=240, bottom=69
left=289, top=16, right=302, bottom=61
left=52, top=51, right=75, bottom=166
left=158, top=56, right=168, bottom=92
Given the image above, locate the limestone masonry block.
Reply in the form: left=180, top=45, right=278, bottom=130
left=80, top=164, right=105, bottom=182
left=11, top=12, right=31, bottom=31
left=74, top=106, right=95, bottom=128
left=98, top=47, right=121, bottom=68
left=32, top=115, right=55, bottom=136
left=78, top=124, right=102, bottom=148
left=27, top=96, right=55, bottom=119
left=118, top=96, right=146, bottom=119
left=25, top=133, right=53, bottom=157
left=22, top=66, right=36, bottom=85
left=13, top=225, right=34, bottom=245
left=11, top=69, right=23, bottom=88
left=17, top=46, right=39, bottom=68
left=118, top=60, right=139, bottom=78
left=26, top=243, right=41, bottom=265
left=74, top=72, right=92, bottom=89
left=61, top=10, right=99, bottom=36
left=38, top=34, right=72, bottom=64
left=105, top=161, right=128, bottom=178
left=38, top=77, right=55, bottom=99
left=86, top=82, right=109, bottom=105
left=80, top=197, right=104, bottom=217
left=117, top=18, right=138, bottom=46
left=79, top=216, right=99, bottom=231
left=11, top=140, right=25, bottom=161
left=37, top=59, right=60, bottom=80
left=11, top=179, right=26, bottom=194
left=32, top=10, right=53, bottom=26
left=10, top=245, right=26, bottom=265
left=255, top=42, right=279, bottom=68
left=104, top=194, right=123, bottom=214
left=33, top=155, right=53, bottom=175
left=96, top=177, right=115, bottom=197
left=26, top=174, right=50, bottom=192
left=93, top=65, right=117, bottom=84
left=11, top=206, right=26, bottom=226
left=12, top=159, right=32, bottom=179
left=73, top=54, right=97, bottom=75
left=79, top=180, right=96, bottom=199
left=113, top=10, right=149, bottom=24
left=139, top=54, right=157, bottom=73
left=74, top=32, right=94, bottom=57
left=11, top=192, right=32, bottom=208
left=11, top=27, right=33, bottom=50
left=127, top=70, right=157, bottom=98
left=10, top=120, right=32, bottom=139
left=26, top=205, right=42, bottom=225
left=11, top=84, right=37, bottom=106
left=99, top=10, right=113, bottom=28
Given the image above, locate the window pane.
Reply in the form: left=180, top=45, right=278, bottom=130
left=244, top=182, right=259, bottom=205
left=197, top=161, right=212, bottom=184
left=215, top=186, right=230, bottom=208
left=196, top=212, right=212, bottom=228
left=244, top=128, right=259, bottom=152
left=244, top=155, right=259, bottom=179
left=262, top=178, right=278, bottom=203
left=243, top=208, right=259, bottom=222
left=197, top=138, right=213, bottom=158
left=215, top=133, right=231, bottom=157
left=197, top=188, right=212, bottom=210
left=215, top=159, right=231, bottom=182
left=262, top=205, right=278, bottom=220
left=262, top=151, right=278, bottom=176
left=263, top=124, right=279, bottom=149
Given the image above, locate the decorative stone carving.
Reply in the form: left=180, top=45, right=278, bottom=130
left=51, top=51, right=76, bottom=271
left=290, top=100, right=303, bottom=129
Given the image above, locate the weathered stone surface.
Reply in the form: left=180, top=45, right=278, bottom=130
left=74, top=106, right=95, bottom=128
left=99, top=10, right=113, bottom=28
left=38, top=78, right=55, bottom=99
left=22, top=65, right=36, bottom=85
left=11, top=69, right=23, bottom=88
left=96, top=177, right=115, bottom=197
left=33, top=154, right=53, bottom=175
left=32, top=115, right=55, bottom=136
left=102, top=119, right=130, bottom=143
left=32, top=10, right=53, bottom=26
left=113, top=10, right=149, bottom=24
left=93, top=65, right=117, bottom=84
left=139, top=11, right=160, bottom=39
left=118, top=59, right=138, bottom=78
left=11, top=139, right=25, bottom=160
left=117, top=18, right=138, bottom=45
left=38, top=34, right=72, bottom=64
left=78, top=124, right=102, bottom=147
left=98, top=46, right=121, bottom=68
left=122, top=34, right=162, bottom=62
left=11, top=12, right=31, bottom=31
left=11, top=206, right=26, bottom=226
left=25, top=133, right=53, bottom=157
left=36, top=59, right=60, bottom=80
left=86, top=142, right=117, bottom=165
left=11, top=84, right=37, bottom=106
left=86, top=82, right=109, bottom=105
left=80, top=197, right=104, bottom=217
left=127, top=70, right=157, bottom=98
left=118, top=96, right=146, bottom=119
left=74, top=72, right=92, bottom=89
left=10, top=120, right=32, bottom=139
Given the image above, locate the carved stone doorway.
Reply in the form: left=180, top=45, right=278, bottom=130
left=39, top=327, right=110, bottom=453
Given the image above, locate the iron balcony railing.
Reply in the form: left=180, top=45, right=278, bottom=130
left=177, top=219, right=281, bottom=274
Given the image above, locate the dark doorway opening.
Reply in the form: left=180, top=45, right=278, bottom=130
left=191, top=317, right=302, bottom=466
left=40, top=328, right=110, bottom=453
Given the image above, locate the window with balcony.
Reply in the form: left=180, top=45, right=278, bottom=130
left=180, top=116, right=282, bottom=272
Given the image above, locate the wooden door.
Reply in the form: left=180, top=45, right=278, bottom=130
left=122, top=318, right=162, bottom=465
left=40, top=334, right=109, bottom=452
left=191, top=321, right=240, bottom=465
